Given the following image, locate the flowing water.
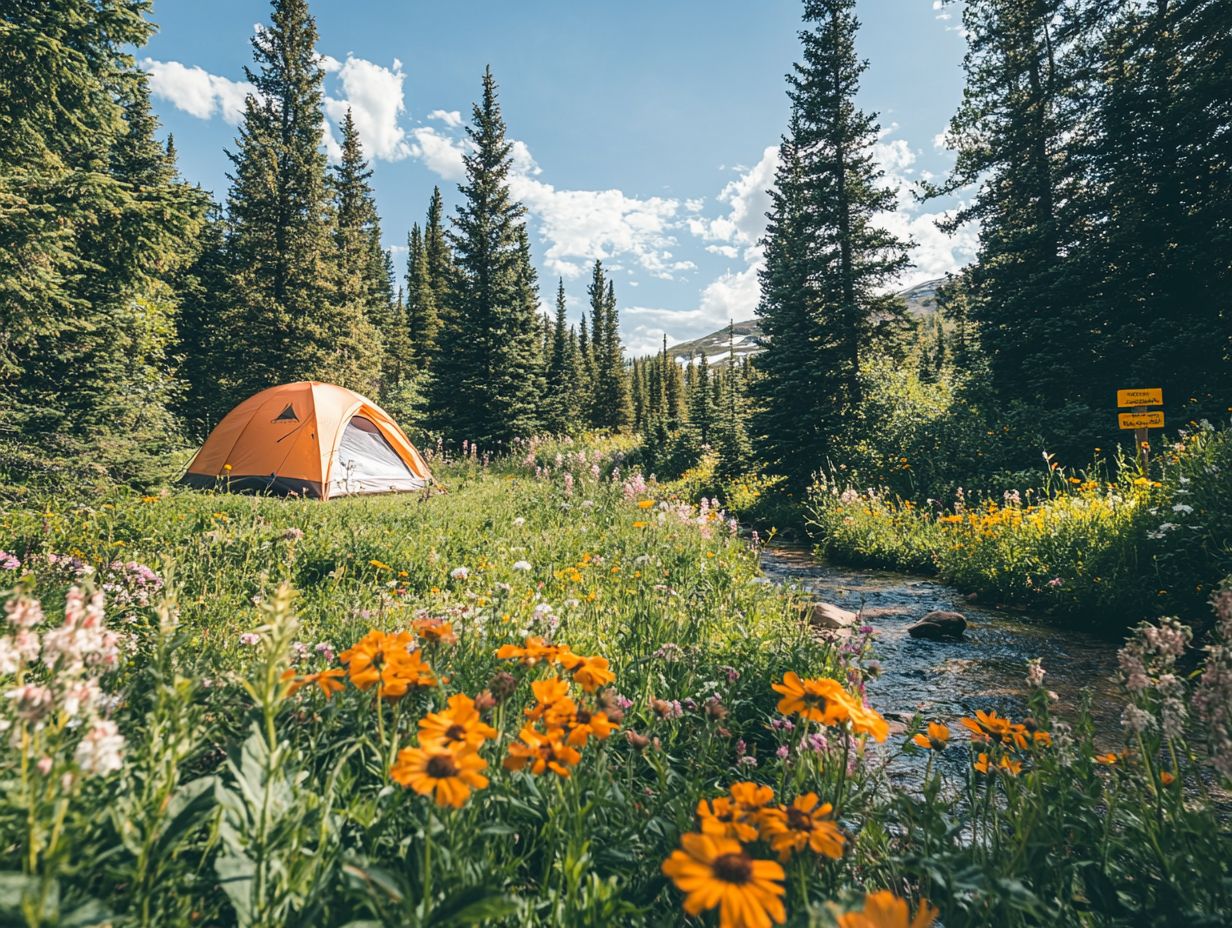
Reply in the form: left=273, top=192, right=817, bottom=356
left=759, top=546, right=1126, bottom=749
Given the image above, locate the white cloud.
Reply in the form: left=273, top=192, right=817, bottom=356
left=510, top=165, right=692, bottom=281
left=874, top=207, right=978, bottom=288
left=623, top=323, right=679, bottom=357
left=687, top=145, right=778, bottom=247
left=696, top=246, right=763, bottom=326
left=142, top=59, right=252, bottom=124
left=324, top=56, right=411, bottom=161
left=320, top=54, right=342, bottom=73
left=428, top=109, right=463, bottom=128
left=706, top=244, right=740, bottom=258
left=410, top=126, right=468, bottom=179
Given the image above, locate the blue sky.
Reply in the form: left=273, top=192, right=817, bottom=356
left=143, top=0, right=974, bottom=354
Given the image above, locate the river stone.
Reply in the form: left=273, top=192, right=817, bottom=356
left=907, top=610, right=967, bottom=640
left=802, top=601, right=858, bottom=630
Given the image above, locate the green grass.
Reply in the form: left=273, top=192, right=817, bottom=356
left=0, top=446, right=1229, bottom=926
left=806, top=422, right=1232, bottom=626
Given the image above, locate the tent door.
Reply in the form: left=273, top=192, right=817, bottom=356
left=328, top=416, right=427, bottom=497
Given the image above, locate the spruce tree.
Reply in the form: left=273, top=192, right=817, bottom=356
left=430, top=67, right=542, bottom=446
left=662, top=336, right=684, bottom=428
left=689, top=352, right=715, bottom=444
left=329, top=107, right=386, bottom=393
left=175, top=205, right=231, bottom=436
left=1084, top=0, right=1232, bottom=432
left=587, top=262, right=631, bottom=430
left=751, top=0, right=910, bottom=488
left=221, top=0, right=339, bottom=401
left=926, top=0, right=1087, bottom=454
left=544, top=278, right=579, bottom=433
left=405, top=224, right=440, bottom=363
left=715, top=323, right=753, bottom=481
left=0, top=4, right=203, bottom=481
left=424, top=185, right=454, bottom=316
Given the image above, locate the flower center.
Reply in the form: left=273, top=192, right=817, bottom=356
left=426, top=753, right=459, bottom=778
left=444, top=724, right=467, bottom=742
left=786, top=807, right=813, bottom=832
left=712, top=852, right=753, bottom=884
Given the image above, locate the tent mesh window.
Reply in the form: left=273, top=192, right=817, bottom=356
left=329, top=416, right=426, bottom=496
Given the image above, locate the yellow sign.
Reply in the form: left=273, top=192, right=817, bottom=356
left=1118, top=411, right=1164, bottom=430
left=1117, top=388, right=1162, bottom=407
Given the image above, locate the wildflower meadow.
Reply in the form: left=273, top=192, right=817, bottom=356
left=0, top=445, right=1229, bottom=926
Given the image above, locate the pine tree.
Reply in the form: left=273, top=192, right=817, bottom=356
left=220, top=0, right=340, bottom=402
left=0, top=4, right=203, bottom=481
left=926, top=0, right=1087, bottom=453
left=715, top=322, right=753, bottom=481
left=751, top=0, right=910, bottom=488
left=587, top=262, right=631, bottom=430
left=405, top=224, right=440, bottom=363
left=631, top=358, right=646, bottom=431
left=424, top=185, right=454, bottom=316
left=329, top=107, right=386, bottom=393
left=430, top=68, right=542, bottom=446
left=175, top=205, right=231, bottom=437
left=689, top=352, right=715, bottom=444
left=1084, top=0, right=1232, bottom=432
left=662, top=336, right=684, bottom=428
left=577, top=312, right=595, bottom=415
left=543, top=279, right=579, bottom=433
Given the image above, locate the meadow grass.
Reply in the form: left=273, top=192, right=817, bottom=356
left=806, top=422, right=1232, bottom=626
left=0, top=446, right=1229, bottom=926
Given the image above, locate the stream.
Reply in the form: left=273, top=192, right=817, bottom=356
left=759, top=546, right=1126, bottom=752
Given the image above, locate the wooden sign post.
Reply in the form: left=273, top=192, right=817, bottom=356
left=1116, top=388, right=1163, bottom=471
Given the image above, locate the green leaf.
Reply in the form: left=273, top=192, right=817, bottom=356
left=428, top=888, right=521, bottom=927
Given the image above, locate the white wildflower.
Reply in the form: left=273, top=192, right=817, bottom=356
left=74, top=719, right=125, bottom=776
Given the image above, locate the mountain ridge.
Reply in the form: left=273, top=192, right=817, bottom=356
left=661, top=276, right=944, bottom=363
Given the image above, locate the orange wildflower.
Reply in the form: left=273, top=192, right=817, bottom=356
left=760, top=793, right=845, bottom=861
left=286, top=668, right=346, bottom=699
left=912, top=722, right=950, bottom=751
left=563, top=704, right=619, bottom=747
left=495, top=636, right=573, bottom=666
left=339, top=629, right=416, bottom=690
left=390, top=743, right=488, bottom=808
left=418, top=694, right=497, bottom=750
left=560, top=653, right=616, bottom=692
left=503, top=723, right=582, bottom=777
left=412, top=617, right=457, bottom=646
left=838, top=890, right=938, bottom=928
left=770, top=672, right=854, bottom=726
left=378, top=647, right=437, bottom=699
left=662, top=832, right=786, bottom=928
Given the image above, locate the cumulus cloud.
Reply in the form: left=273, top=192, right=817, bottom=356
left=622, top=322, right=680, bottom=358
left=510, top=171, right=691, bottom=281
left=409, top=126, right=468, bottom=180
left=323, top=56, right=411, bottom=161
left=687, top=145, right=778, bottom=248
left=142, top=58, right=252, bottom=124
left=428, top=109, right=463, bottom=128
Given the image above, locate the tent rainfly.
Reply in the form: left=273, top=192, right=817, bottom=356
left=181, top=381, right=431, bottom=499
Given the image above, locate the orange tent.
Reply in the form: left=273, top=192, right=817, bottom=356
left=181, top=382, right=432, bottom=499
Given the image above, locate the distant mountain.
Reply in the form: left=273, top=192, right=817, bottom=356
left=664, top=276, right=945, bottom=364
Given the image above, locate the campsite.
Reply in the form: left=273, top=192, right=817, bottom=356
left=1, top=1, right=1230, bottom=926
